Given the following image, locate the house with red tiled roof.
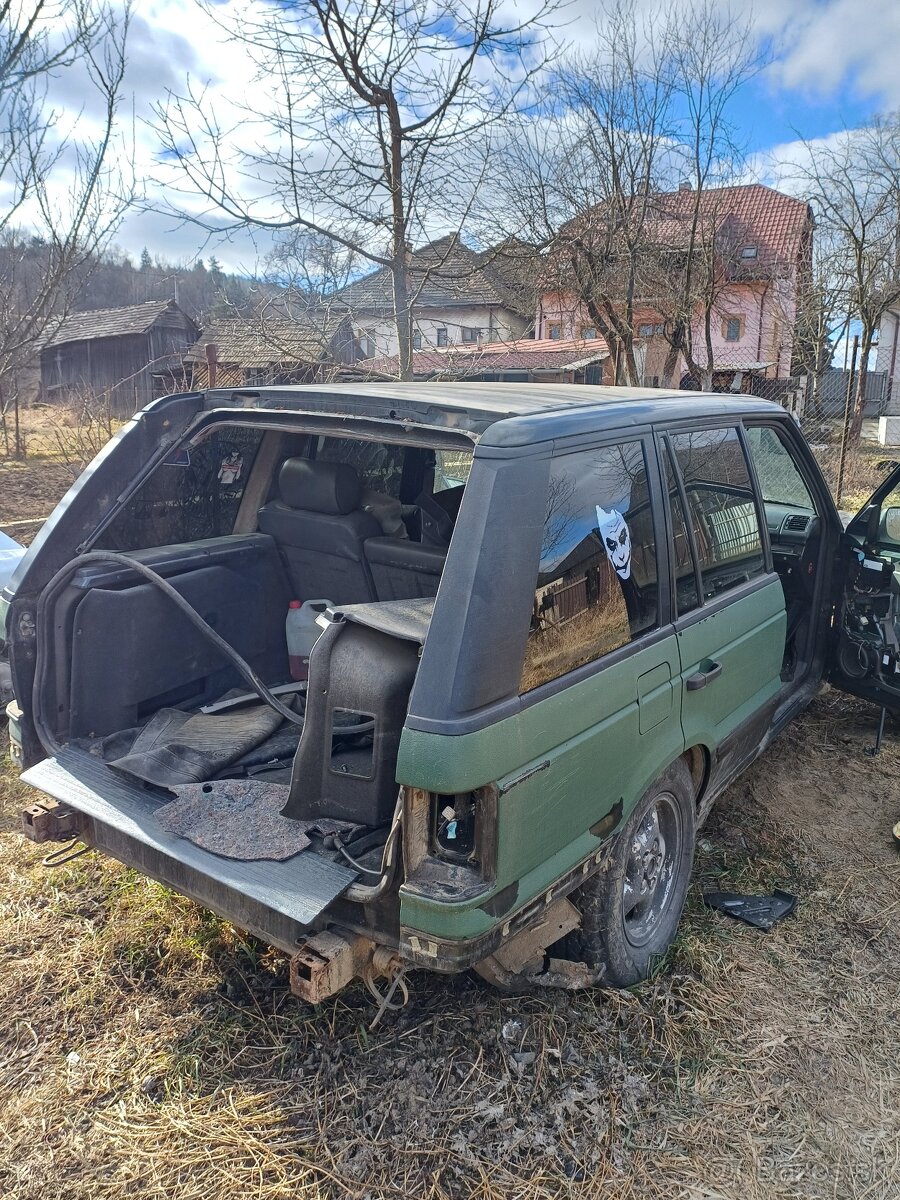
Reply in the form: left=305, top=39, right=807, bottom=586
left=354, top=335, right=611, bottom=383
left=539, top=183, right=813, bottom=394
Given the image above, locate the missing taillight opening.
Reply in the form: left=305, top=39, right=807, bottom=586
left=432, top=791, right=478, bottom=861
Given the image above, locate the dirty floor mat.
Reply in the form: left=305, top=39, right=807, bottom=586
left=99, top=700, right=292, bottom=788
left=155, top=780, right=361, bottom=861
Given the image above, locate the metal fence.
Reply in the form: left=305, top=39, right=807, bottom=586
left=814, top=368, right=889, bottom=418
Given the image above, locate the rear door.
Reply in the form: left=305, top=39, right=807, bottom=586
left=660, top=424, right=786, bottom=789
left=828, top=463, right=900, bottom=713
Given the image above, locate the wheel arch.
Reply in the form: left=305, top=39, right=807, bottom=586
left=682, top=744, right=711, bottom=809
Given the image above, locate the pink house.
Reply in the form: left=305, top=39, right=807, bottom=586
left=538, top=183, right=813, bottom=393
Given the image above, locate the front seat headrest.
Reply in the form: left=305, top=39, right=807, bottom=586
left=277, top=458, right=362, bottom=515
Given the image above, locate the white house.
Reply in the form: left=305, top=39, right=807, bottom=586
left=335, top=235, right=536, bottom=359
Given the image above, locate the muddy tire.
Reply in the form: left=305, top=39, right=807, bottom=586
left=569, top=758, right=696, bottom=988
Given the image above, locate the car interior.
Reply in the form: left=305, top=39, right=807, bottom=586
left=32, top=424, right=473, bottom=867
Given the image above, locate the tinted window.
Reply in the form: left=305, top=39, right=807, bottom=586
left=96, top=425, right=264, bottom=551
left=521, top=442, right=658, bottom=693
left=670, top=428, right=764, bottom=601
left=663, top=442, right=701, bottom=616
left=316, top=437, right=406, bottom=498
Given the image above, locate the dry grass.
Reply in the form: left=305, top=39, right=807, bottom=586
left=1, top=693, right=898, bottom=1200
left=522, top=592, right=631, bottom=692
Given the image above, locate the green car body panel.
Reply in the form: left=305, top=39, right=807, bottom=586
left=676, top=579, right=786, bottom=758
left=397, top=632, right=687, bottom=942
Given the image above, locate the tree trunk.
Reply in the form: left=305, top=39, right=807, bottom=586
left=392, top=256, right=413, bottom=381
left=661, top=322, right=686, bottom=387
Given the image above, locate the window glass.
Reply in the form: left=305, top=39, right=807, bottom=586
left=744, top=426, right=815, bottom=509
left=316, top=436, right=406, bottom=498
left=725, top=318, right=742, bottom=342
left=434, top=449, right=472, bottom=492
left=521, top=442, right=658, bottom=693
left=96, top=425, right=264, bottom=551
left=670, top=428, right=765, bottom=601
left=663, top=442, right=700, bottom=616
left=436, top=328, right=448, bottom=347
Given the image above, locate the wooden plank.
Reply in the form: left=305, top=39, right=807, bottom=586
left=22, top=749, right=357, bottom=927
left=0, top=516, right=49, bottom=530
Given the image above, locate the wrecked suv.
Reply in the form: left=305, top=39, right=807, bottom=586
left=5, top=384, right=900, bottom=1002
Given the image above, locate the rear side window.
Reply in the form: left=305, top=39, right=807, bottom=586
left=315, top=437, right=406, bottom=498
left=521, top=441, right=659, bottom=693
left=96, top=425, right=264, bottom=551
left=668, top=427, right=764, bottom=602
left=663, top=444, right=701, bottom=616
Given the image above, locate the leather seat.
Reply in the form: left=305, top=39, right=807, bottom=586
left=365, top=536, right=447, bottom=600
left=258, top=459, right=381, bottom=603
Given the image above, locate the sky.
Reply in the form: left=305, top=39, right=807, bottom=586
left=42, top=0, right=900, bottom=272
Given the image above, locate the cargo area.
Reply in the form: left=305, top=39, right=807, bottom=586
left=24, top=420, right=473, bottom=937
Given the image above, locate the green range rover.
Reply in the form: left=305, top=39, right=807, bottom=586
left=4, top=384, right=900, bottom=1002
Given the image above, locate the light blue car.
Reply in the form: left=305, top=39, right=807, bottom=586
left=0, top=530, right=25, bottom=592
left=0, top=531, right=25, bottom=704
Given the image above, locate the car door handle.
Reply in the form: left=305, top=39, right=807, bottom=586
left=686, top=661, right=722, bottom=691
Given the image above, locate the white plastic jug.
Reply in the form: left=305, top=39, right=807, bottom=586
left=286, top=599, right=332, bottom=681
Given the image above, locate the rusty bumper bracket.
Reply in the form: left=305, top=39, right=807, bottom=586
left=289, top=928, right=408, bottom=1017
left=21, top=798, right=81, bottom=844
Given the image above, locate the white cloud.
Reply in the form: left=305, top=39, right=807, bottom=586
left=32, top=0, right=900, bottom=266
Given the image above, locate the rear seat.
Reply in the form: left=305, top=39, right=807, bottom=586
left=365, top=537, right=447, bottom=600
left=258, top=458, right=381, bottom=603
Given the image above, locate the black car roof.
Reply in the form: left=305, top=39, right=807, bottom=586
left=202, top=382, right=785, bottom=448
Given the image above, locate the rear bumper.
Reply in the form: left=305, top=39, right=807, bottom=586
left=20, top=749, right=358, bottom=955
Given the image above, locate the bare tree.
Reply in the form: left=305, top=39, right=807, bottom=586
left=0, top=0, right=133, bottom=453
left=493, top=0, right=680, bottom=384
left=792, top=225, right=846, bottom=419
left=156, top=0, right=559, bottom=380
left=648, top=2, right=764, bottom=388
left=492, top=0, right=763, bottom=388
left=795, top=117, right=900, bottom=442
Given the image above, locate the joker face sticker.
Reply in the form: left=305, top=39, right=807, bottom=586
left=596, top=505, right=632, bottom=580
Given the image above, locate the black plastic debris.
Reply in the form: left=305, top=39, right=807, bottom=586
left=702, top=888, right=797, bottom=931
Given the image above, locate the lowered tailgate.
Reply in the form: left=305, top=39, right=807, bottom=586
left=22, top=748, right=357, bottom=952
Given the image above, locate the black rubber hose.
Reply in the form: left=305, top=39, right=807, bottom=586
left=38, top=551, right=305, bottom=727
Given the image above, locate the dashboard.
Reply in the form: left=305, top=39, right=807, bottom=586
left=764, top=502, right=818, bottom=555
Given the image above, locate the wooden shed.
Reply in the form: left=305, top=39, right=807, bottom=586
left=184, top=314, right=360, bottom=389
left=40, top=300, right=198, bottom=415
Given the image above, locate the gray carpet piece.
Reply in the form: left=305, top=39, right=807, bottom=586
left=155, top=780, right=362, bottom=861
left=328, top=597, right=434, bottom=644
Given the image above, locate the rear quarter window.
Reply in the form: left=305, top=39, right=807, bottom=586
left=521, top=441, right=659, bottom=693
left=95, top=425, right=264, bottom=551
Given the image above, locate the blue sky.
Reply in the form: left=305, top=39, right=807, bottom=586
left=62, top=0, right=900, bottom=268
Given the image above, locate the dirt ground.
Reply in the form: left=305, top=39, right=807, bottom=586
left=0, top=412, right=898, bottom=1199
left=1, top=695, right=897, bottom=1200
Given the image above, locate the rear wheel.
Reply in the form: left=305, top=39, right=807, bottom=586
left=569, top=758, right=696, bottom=987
